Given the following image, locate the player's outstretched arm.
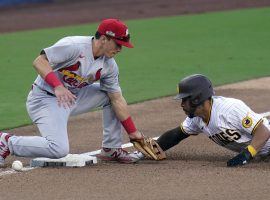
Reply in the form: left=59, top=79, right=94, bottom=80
left=107, top=92, right=142, bottom=139
left=227, top=121, right=270, bottom=167
left=131, top=126, right=190, bottom=161
left=157, top=126, right=190, bottom=151
left=107, top=91, right=130, bottom=120
left=108, top=92, right=167, bottom=160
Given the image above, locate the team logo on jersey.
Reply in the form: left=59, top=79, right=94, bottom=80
left=242, top=115, right=253, bottom=128
left=88, top=68, right=102, bottom=82
left=59, top=62, right=80, bottom=72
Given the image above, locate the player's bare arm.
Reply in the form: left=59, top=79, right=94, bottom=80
left=33, top=54, right=53, bottom=77
left=107, top=92, right=143, bottom=140
left=108, top=91, right=165, bottom=160
left=107, top=92, right=129, bottom=120
left=33, top=54, right=76, bottom=108
left=250, top=121, right=270, bottom=152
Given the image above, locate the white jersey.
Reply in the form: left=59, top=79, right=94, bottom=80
left=34, top=36, right=121, bottom=95
left=181, top=96, right=270, bottom=156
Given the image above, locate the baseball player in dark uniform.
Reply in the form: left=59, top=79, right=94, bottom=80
left=135, top=74, right=270, bottom=167
left=0, top=19, right=144, bottom=165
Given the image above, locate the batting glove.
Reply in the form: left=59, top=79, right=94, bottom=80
left=227, top=148, right=253, bottom=167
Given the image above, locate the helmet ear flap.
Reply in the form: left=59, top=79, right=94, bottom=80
left=191, top=98, right=200, bottom=105
left=190, top=93, right=201, bottom=106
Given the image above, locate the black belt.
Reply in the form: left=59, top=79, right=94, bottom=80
left=32, top=83, right=55, bottom=97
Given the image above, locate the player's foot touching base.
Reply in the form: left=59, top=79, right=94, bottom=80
left=0, top=132, right=11, bottom=166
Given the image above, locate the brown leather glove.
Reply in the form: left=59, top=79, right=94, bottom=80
left=130, top=136, right=166, bottom=160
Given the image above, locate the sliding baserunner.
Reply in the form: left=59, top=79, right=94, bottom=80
left=136, top=74, right=270, bottom=167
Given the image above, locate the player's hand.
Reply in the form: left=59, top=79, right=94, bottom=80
left=128, top=130, right=144, bottom=140
left=129, top=131, right=166, bottom=161
left=227, top=148, right=253, bottom=167
left=54, top=85, right=76, bottom=108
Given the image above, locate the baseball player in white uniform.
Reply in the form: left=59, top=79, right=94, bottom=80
left=0, top=19, right=144, bottom=165
left=136, top=74, right=270, bottom=166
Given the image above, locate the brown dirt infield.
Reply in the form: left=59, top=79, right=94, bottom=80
left=1, top=1, right=270, bottom=200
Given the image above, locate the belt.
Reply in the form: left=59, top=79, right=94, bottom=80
left=32, top=83, right=55, bottom=97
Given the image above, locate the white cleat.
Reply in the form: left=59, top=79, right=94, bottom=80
left=0, top=132, right=11, bottom=166
left=97, top=148, right=142, bottom=164
left=129, top=151, right=145, bottom=161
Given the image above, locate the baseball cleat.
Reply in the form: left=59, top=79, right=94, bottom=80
left=129, top=151, right=145, bottom=160
left=97, top=148, right=141, bottom=164
left=0, top=132, right=11, bottom=166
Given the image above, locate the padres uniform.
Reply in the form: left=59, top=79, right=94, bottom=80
left=181, top=96, right=270, bottom=156
left=8, top=36, right=124, bottom=157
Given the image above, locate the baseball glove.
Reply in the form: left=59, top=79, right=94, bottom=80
left=130, top=136, right=166, bottom=160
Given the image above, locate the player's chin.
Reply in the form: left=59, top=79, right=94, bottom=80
left=183, top=109, right=189, bottom=115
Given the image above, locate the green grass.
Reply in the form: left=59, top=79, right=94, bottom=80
left=1, top=7, right=270, bottom=129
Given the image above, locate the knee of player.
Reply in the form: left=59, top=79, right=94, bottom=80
left=49, top=142, right=70, bottom=158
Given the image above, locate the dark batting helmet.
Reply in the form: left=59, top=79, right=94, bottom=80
left=174, top=74, right=214, bottom=106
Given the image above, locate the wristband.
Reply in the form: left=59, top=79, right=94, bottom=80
left=44, top=71, right=63, bottom=88
left=121, top=116, right=137, bottom=134
left=247, top=145, right=257, bottom=157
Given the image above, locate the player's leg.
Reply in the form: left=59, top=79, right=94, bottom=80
left=8, top=88, right=71, bottom=158
left=71, top=83, right=122, bottom=148
left=71, top=83, right=137, bottom=163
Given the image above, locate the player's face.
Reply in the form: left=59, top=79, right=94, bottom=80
left=181, top=98, right=207, bottom=119
left=181, top=98, right=200, bottom=117
left=181, top=98, right=192, bottom=115
left=104, top=37, right=122, bottom=58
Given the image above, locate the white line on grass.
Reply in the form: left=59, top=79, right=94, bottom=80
left=1, top=112, right=269, bottom=177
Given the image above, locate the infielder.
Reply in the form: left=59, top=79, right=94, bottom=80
left=138, top=74, right=270, bottom=166
left=0, top=18, right=145, bottom=165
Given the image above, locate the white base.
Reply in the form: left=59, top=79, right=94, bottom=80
left=30, top=154, right=97, bottom=167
